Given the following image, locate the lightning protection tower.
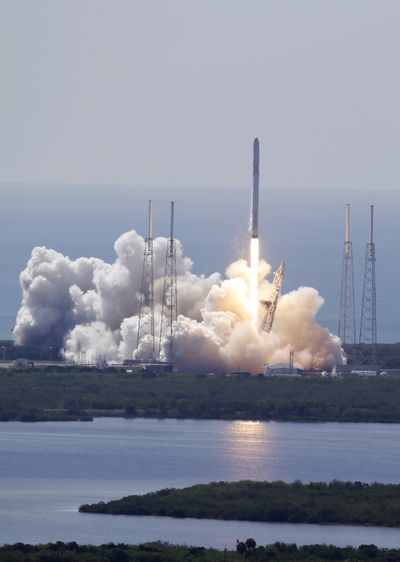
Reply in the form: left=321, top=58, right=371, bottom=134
left=159, top=201, right=178, bottom=361
left=359, top=205, right=377, bottom=348
left=137, top=200, right=155, bottom=356
left=338, top=204, right=356, bottom=344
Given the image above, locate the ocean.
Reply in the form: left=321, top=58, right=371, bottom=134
left=0, top=183, right=398, bottom=342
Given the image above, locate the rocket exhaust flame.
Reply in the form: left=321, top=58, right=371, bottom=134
left=250, top=237, right=259, bottom=326
left=249, top=137, right=260, bottom=327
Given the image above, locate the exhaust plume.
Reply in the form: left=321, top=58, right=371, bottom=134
left=14, top=230, right=344, bottom=372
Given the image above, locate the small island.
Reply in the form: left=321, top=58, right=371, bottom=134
left=80, top=480, right=400, bottom=527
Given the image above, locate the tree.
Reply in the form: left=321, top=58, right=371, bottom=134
left=245, top=538, right=256, bottom=551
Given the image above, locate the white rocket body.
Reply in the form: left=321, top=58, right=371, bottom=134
left=251, top=137, right=259, bottom=238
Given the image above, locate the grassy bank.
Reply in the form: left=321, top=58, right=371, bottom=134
left=79, top=480, right=400, bottom=527
left=2, top=369, right=400, bottom=422
left=0, top=542, right=397, bottom=561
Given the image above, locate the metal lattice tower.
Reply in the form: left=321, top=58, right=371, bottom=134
left=137, top=200, right=155, bottom=356
left=159, top=201, right=178, bottom=361
left=359, top=205, right=377, bottom=347
left=338, top=204, right=356, bottom=344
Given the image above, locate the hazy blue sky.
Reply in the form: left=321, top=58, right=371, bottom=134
left=0, top=0, right=399, bottom=190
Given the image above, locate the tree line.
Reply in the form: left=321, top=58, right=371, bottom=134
left=0, top=541, right=396, bottom=561
left=2, top=370, right=400, bottom=422
left=0, top=369, right=400, bottom=423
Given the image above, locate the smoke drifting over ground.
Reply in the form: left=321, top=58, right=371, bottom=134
left=14, top=230, right=344, bottom=372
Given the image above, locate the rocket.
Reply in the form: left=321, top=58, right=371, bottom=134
left=250, top=137, right=259, bottom=238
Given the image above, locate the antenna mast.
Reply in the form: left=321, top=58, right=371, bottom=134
left=159, top=201, right=178, bottom=361
left=137, top=200, right=155, bottom=357
left=338, top=204, right=356, bottom=344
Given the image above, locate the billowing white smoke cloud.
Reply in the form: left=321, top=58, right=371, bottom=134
left=14, top=230, right=344, bottom=372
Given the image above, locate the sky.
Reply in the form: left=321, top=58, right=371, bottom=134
left=0, top=1, right=399, bottom=343
left=0, top=0, right=399, bottom=190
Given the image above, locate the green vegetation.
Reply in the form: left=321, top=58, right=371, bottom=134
left=0, top=542, right=398, bottom=561
left=80, top=480, right=400, bottom=527
left=2, top=369, right=400, bottom=422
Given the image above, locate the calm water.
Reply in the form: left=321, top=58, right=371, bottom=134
left=1, top=417, right=400, bottom=548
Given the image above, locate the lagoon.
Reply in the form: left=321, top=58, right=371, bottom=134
left=1, top=418, right=400, bottom=547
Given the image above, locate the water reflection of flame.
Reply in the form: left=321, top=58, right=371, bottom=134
left=223, top=421, right=275, bottom=481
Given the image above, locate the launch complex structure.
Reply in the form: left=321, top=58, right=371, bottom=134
left=250, top=139, right=378, bottom=351
left=134, top=140, right=378, bottom=367
left=134, top=139, right=286, bottom=363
